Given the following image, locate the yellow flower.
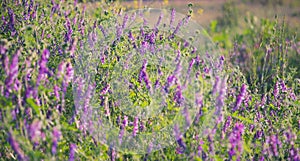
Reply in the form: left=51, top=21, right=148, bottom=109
left=163, top=0, right=169, bottom=5
left=197, top=9, right=204, bottom=15
left=134, top=0, right=138, bottom=9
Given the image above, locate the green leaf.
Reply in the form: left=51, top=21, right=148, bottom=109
left=141, top=100, right=149, bottom=107
left=231, top=112, right=254, bottom=124
left=26, top=98, right=40, bottom=114
left=210, top=20, right=218, bottom=33
left=214, top=155, right=223, bottom=161
left=0, top=95, right=12, bottom=107
left=62, top=122, right=78, bottom=132
left=269, top=103, right=276, bottom=110
left=243, top=140, right=252, bottom=153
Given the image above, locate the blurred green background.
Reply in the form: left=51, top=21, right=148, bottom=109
left=83, top=0, right=300, bottom=29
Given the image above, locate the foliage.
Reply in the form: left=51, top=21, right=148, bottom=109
left=0, top=0, right=299, bottom=161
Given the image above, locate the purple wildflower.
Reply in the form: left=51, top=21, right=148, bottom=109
left=174, top=124, right=186, bottom=153
left=260, top=94, right=267, bottom=107
left=149, top=32, right=156, bottom=44
left=3, top=55, right=10, bottom=74
left=284, top=130, right=296, bottom=145
left=197, top=139, right=204, bottom=157
left=154, top=78, right=160, bottom=89
left=223, top=116, right=231, bottom=132
left=233, top=84, right=247, bottom=112
left=129, top=11, right=136, bottom=21
left=243, top=91, right=251, bottom=108
left=65, top=18, right=73, bottom=42
left=140, top=41, right=148, bottom=54
left=100, top=84, right=110, bottom=95
left=8, top=132, right=26, bottom=160
left=0, top=45, right=7, bottom=55
left=51, top=127, right=61, bottom=155
left=122, top=14, right=129, bottom=29
left=140, top=26, right=145, bottom=37
left=74, top=0, right=78, bottom=6
left=259, top=156, right=265, bottom=161
left=79, top=83, right=95, bottom=133
left=69, top=38, right=77, bottom=57
left=286, top=87, right=296, bottom=101
left=142, top=15, right=148, bottom=26
left=116, top=115, right=121, bottom=126
left=212, top=76, right=220, bottom=96
left=173, top=61, right=182, bottom=78
left=174, top=84, right=184, bottom=106
left=164, top=75, right=177, bottom=92
left=144, top=142, right=153, bottom=160
left=175, top=49, right=181, bottom=63
left=88, top=32, right=95, bottom=48
left=170, top=8, right=175, bottom=28
left=119, top=124, right=125, bottom=144
left=182, top=106, right=191, bottom=127
left=215, top=78, right=226, bottom=115
left=265, top=135, right=281, bottom=157
left=254, top=130, right=264, bottom=139
left=183, top=15, right=191, bottom=25
left=218, top=55, right=225, bottom=70
left=41, top=29, right=45, bottom=40
left=7, top=8, right=16, bottom=36
left=78, top=18, right=85, bottom=36
left=60, top=61, right=73, bottom=95
left=72, top=14, right=78, bottom=25
left=203, top=67, right=210, bottom=74
left=110, top=147, right=116, bottom=161
left=104, top=96, right=110, bottom=117
left=29, top=120, right=42, bottom=144
left=207, top=133, right=214, bottom=155
left=228, top=122, right=244, bottom=160
left=8, top=50, right=19, bottom=79
left=133, top=117, right=139, bottom=137
left=37, top=49, right=50, bottom=86
left=5, top=50, right=19, bottom=96
left=1, top=16, right=7, bottom=32
left=50, top=0, right=60, bottom=19
left=139, top=121, right=145, bottom=132
left=65, top=62, right=74, bottom=84
left=290, top=145, right=300, bottom=160
left=27, top=0, right=34, bottom=18
left=128, top=30, right=134, bottom=42
left=280, top=80, right=287, bottom=92
left=171, top=19, right=183, bottom=38
left=154, top=13, right=163, bottom=31
left=194, top=93, right=203, bottom=124
left=31, top=4, right=38, bottom=20
left=92, top=20, right=97, bottom=30
left=69, top=143, right=76, bottom=161
left=184, top=41, right=189, bottom=48
left=123, top=115, right=128, bottom=127
left=138, top=60, right=152, bottom=92
left=13, top=78, right=21, bottom=95
left=57, top=61, right=65, bottom=78
left=191, top=47, right=197, bottom=54
left=228, top=123, right=244, bottom=160
left=116, top=25, right=122, bottom=39
left=46, top=33, right=51, bottom=39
